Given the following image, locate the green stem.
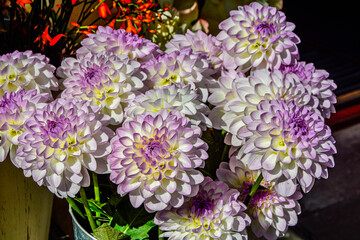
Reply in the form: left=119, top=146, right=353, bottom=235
left=158, top=227, right=164, bottom=240
left=220, top=144, right=230, bottom=162
left=80, top=187, right=97, bottom=233
left=244, top=173, right=263, bottom=206
left=92, top=172, right=101, bottom=226
left=67, top=197, right=85, bottom=219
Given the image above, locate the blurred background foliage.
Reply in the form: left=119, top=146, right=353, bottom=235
left=0, top=0, right=282, bottom=65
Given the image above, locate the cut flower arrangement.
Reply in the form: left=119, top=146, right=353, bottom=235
left=0, top=2, right=337, bottom=240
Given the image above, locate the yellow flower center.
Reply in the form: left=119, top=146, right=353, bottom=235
left=161, top=74, right=178, bottom=86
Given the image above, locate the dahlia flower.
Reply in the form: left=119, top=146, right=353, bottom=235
left=154, top=177, right=251, bottom=240
left=279, top=61, right=337, bottom=119
left=0, top=50, right=59, bottom=97
left=0, top=89, right=49, bottom=164
left=124, top=85, right=212, bottom=130
left=15, top=99, right=113, bottom=198
left=208, top=68, right=309, bottom=146
left=57, top=53, right=146, bottom=125
left=108, top=109, right=208, bottom=212
left=217, top=159, right=301, bottom=240
left=165, top=29, right=224, bottom=72
left=217, top=2, right=300, bottom=72
left=76, top=26, right=162, bottom=62
left=236, top=99, right=336, bottom=196
left=142, top=49, right=215, bottom=102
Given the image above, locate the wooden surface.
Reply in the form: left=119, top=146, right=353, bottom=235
left=0, top=158, right=53, bottom=240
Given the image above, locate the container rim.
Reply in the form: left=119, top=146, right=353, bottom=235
left=68, top=205, right=97, bottom=240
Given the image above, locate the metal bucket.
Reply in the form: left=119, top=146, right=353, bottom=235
left=69, top=206, right=97, bottom=240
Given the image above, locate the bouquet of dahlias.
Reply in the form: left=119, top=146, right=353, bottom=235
left=0, top=2, right=337, bottom=240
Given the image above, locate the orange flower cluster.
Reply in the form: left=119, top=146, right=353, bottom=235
left=12, top=0, right=168, bottom=56
left=16, top=0, right=33, bottom=10
left=98, top=0, right=111, bottom=19
left=97, top=0, right=166, bottom=37
left=34, top=26, right=66, bottom=51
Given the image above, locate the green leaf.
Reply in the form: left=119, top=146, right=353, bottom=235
left=93, top=224, right=127, bottom=240
left=114, top=224, right=129, bottom=233
left=88, top=200, right=109, bottom=217
left=114, top=220, right=156, bottom=240
left=114, top=196, right=155, bottom=228
left=127, top=220, right=156, bottom=240
left=67, top=197, right=85, bottom=219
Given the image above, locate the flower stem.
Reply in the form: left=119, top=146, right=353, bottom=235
left=80, top=187, right=97, bottom=233
left=67, top=197, right=85, bottom=219
left=244, top=173, right=263, bottom=206
left=221, top=144, right=230, bottom=162
left=158, top=227, right=164, bottom=240
left=92, top=172, right=101, bottom=226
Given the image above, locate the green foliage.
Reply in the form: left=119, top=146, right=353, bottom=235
left=115, top=220, right=156, bottom=240
left=92, top=219, right=156, bottom=240
left=72, top=191, right=157, bottom=240
left=93, top=224, right=127, bottom=240
left=109, top=196, right=155, bottom=228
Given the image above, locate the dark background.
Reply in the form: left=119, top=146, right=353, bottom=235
left=281, top=1, right=360, bottom=240
left=283, top=1, right=360, bottom=98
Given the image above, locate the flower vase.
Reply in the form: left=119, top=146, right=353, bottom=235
left=69, top=207, right=96, bottom=240
left=0, top=157, right=53, bottom=240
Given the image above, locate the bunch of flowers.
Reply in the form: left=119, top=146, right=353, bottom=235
left=0, top=0, right=170, bottom=64
left=0, top=2, right=337, bottom=240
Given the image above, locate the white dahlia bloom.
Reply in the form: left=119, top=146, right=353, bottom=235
left=0, top=89, right=49, bottom=164
left=108, top=110, right=208, bottom=212
left=124, top=85, right=212, bottom=130
left=155, top=177, right=251, bottom=240
left=76, top=26, right=162, bottom=62
left=15, top=99, right=114, bottom=198
left=236, top=99, right=336, bottom=197
left=217, top=2, right=300, bottom=72
left=0, top=50, right=59, bottom=97
left=142, top=48, right=215, bottom=102
left=279, top=61, right=337, bottom=119
left=208, top=68, right=309, bottom=146
left=217, top=159, right=301, bottom=240
left=57, top=53, right=146, bottom=125
left=165, top=29, right=224, bottom=72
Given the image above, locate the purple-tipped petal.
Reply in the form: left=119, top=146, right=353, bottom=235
left=155, top=177, right=250, bottom=239
left=217, top=159, right=301, bottom=239
left=108, top=109, right=207, bottom=212
left=15, top=98, right=113, bottom=198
